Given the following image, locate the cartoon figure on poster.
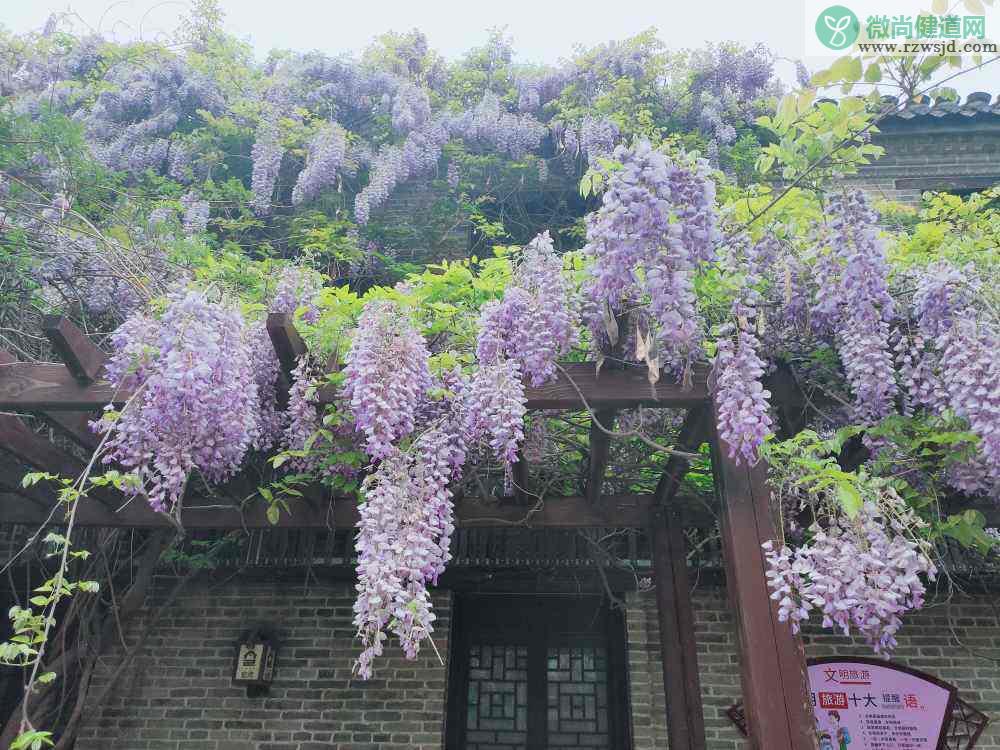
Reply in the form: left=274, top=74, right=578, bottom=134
left=828, top=711, right=851, bottom=749
left=818, top=731, right=835, bottom=750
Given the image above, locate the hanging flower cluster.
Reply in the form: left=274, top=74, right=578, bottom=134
left=712, top=328, right=772, bottom=464
left=906, top=265, right=999, bottom=496
left=583, top=140, right=719, bottom=375
left=476, top=231, right=577, bottom=386
left=817, top=192, right=898, bottom=423
left=464, top=360, right=527, bottom=463
left=763, top=502, right=936, bottom=654
left=342, top=300, right=433, bottom=459
left=97, top=290, right=258, bottom=513
left=353, top=407, right=467, bottom=679
left=710, top=235, right=779, bottom=463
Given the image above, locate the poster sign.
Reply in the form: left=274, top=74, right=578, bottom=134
left=809, top=657, right=956, bottom=750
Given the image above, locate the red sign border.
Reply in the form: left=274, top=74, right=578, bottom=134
left=808, top=656, right=958, bottom=750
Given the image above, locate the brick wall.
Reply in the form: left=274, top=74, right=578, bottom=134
left=626, top=586, right=1000, bottom=750
left=851, top=123, right=1000, bottom=205
left=76, top=576, right=451, bottom=750
left=73, top=573, right=1000, bottom=750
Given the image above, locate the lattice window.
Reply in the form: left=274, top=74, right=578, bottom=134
left=465, top=645, right=529, bottom=750
left=546, top=646, right=610, bottom=747
left=446, top=595, right=628, bottom=750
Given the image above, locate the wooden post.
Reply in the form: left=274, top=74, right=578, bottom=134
left=652, top=509, right=706, bottom=750
left=710, top=399, right=817, bottom=750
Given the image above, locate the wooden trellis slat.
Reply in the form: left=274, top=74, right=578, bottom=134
left=653, top=403, right=711, bottom=508
left=266, top=313, right=307, bottom=377
left=0, top=347, right=101, bottom=450
left=0, top=358, right=711, bottom=411
left=41, top=315, right=107, bottom=384
left=585, top=408, right=616, bottom=504
left=0, top=491, right=663, bottom=529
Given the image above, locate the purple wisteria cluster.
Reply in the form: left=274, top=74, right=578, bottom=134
left=271, top=264, right=323, bottom=323
left=903, top=265, right=999, bottom=496
left=83, top=56, right=222, bottom=179
left=342, top=300, right=433, bottom=459
left=353, top=119, right=449, bottom=224
left=353, top=402, right=467, bottom=679
left=97, top=290, right=258, bottom=513
left=449, top=93, right=547, bottom=161
left=180, top=192, right=210, bottom=235
left=391, top=84, right=431, bottom=134
left=464, top=359, right=527, bottom=464
left=291, top=123, right=347, bottom=206
left=475, top=231, right=578, bottom=386
left=712, top=328, right=772, bottom=464
left=935, top=317, right=1000, bottom=494
left=250, top=112, right=284, bottom=215
left=763, top=503, right=936, bottom=654
left=817, top=192, right=898, bottom=423
left=583, top=140, right=719, bottom=375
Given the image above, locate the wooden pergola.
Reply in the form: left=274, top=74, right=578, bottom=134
left=0, top=313, right=817, bottom=750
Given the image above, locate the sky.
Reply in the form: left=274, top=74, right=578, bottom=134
left=3, top=0, right=999, bottom=94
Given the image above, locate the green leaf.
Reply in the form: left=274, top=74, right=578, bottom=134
left=266, top=505, right=280, bottom=525
left=37, top=672, right=56, bottom=684
left=864, top=63, right=882, bottom=83
left=29, top=596, right=48, bottom=607
left=836, top=482, right=863, bottom=517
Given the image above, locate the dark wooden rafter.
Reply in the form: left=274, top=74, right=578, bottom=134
left=653, top=403, right=712, bottom=509
left=0, top=414, right=118, bottom=519
left=41, top=315, right=106, bottom=384
left=0, top=359, right=711, bottom=412
left=0, top=348, right=101, bottom=451
left=0, top=452, right=60, bottom=511
left=266, top=312, right=309, bottom=406
left=0, top=491, right=664, bottom=529
left=585, top=408, right=617, bottom=505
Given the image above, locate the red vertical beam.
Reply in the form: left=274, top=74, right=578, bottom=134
left=652, top=508, right=706, bottom=750
left=710, top=398, right=817, bottom=750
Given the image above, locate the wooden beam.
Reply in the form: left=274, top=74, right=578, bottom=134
left=40, top=411, right=102, bottom=452
left=0, top=414, right=119, bottom=517
left=710, top=397, right=815, bottom=750
left=0, top=350, right=102, bottom=451
left=42, top=316, right=106, bottom=383
left=509, top=454, right=530, bottom=503
left=0, top=492, right=663, bottom=529
left=316, top=362, right=711, bottom=410
left=266, top=312, right=307, bottom=377
left=586, top=409, right=616, bottom=504
left=515, top=363, right=708, bottom=410
left=652, top=511, right=706, bottom=750
left=0, top=360, right=711, bottom=412
left=653, top=404, right=712, bottom=508
left=0, top=361, right=119, bottom=411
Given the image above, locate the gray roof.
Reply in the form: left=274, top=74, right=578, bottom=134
left=883, top=91, right=1000, bottom=121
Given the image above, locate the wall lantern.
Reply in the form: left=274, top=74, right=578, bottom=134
left=233, top=627, right=277, bottom=695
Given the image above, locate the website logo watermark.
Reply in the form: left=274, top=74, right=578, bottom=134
left=805, top=0, right=996, bottom=56
left=816, top=6, right=861, bottom=50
